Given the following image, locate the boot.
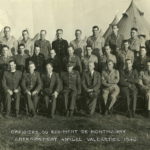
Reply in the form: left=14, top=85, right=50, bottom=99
left=66, top=110, right=70, bottom=117
left=69, top=110, right=74, bottom=117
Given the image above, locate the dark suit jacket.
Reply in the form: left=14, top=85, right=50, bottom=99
left=60, top=70, right=81, bottom=94
left=21, top=71, right=42, bottom=93
left=82, top=71, right=101, bottom=93
left=2, top=70, right=22, bottom=91
left=41, top=72, right=61, bottom=96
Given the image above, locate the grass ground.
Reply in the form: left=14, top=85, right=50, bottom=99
left=0, top=112, right=150, bottom=150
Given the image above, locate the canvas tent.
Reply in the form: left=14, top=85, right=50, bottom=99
left=103, top=15, right=119, bottom=39
left=104, top=0, right=150, bottom=39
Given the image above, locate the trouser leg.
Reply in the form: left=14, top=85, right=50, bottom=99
left=102, top=89, right=109, bottom=106
left=44, top=96, right=49, bottom=110
left=50, top=97, right=56, bottom=116
left=131, top=89, right=137, bottom=113
left=69, top=90, right=77, bottom=111
left=146, top=91, right=150, bottom=110
left=5, top=93, right=12, bottom=115
left=121, top=87, right=130, bottom=112
left=32, top=95, right=39, bottom=113
left=26, top=94, right=35, bottom=114
left=63, top=91, right=69, bottom=112
left=14, top=93, right=20, bottom=115
left=86, top=93, right=98, bottom=115
left=109, top=86, right=120, bottom=110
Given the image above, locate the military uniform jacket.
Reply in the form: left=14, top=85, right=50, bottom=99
left=134, top=55, right=150, bottom=71
left=29, top=53, right=45, bottom=72
left=70, top=39, right=86, bottom=57
left=2, top=70, right=22, bottom=91
left=102, top=69, right=119, bottom=87
left=139, top=70, right=150, bottom=90
left=34, top=39, right=51, bottom=58
left=46, top=56, right=61, bottom=73
left=0, top=56, right=12, bottom=72
left=119, top=69, right=138, bottom=88
left=63, top=54, right=82, bottom=73
left=52, top=39, right=68, bottom=59
left=21, top=71, right=42, bottom=93
left=60, top=70, right=81, bottom=94
left=82, top=71, right=101, bottom=93
left=41, top=72, right=61, bottom=95
left=117, top=49, right=134, bottom=69
left=14, top=54, right=29, bottom=71
left=106, top=33, right=124, bottom=51
left=128, top=37, right=140, bottom=52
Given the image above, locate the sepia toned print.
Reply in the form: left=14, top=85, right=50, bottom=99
left=0, top=0, right=150, bottom=150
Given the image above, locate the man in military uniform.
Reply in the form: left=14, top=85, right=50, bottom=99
left=99, top=45, right=117, bottom=72
left=41, top=63, right=61, bottom=118
left=117, top=40, right=134, bottom=70
left=0, top=45, right=13, bottom=117
left=102, top=60, right=120, bottom=115
left=138, top=61, right=150, bottom=117
left=63, top=46, right=82, bottom=74
left=119, top=59, right=138, bottom=118
left=60, top=62, right=81, bottom=117
left=34, top=30, right=51, bottom=59
left=134, top=46, right=150, bottom=71
left=18, top=29, right=34, bottom=56
left=106, top=24, right=124, bottom=55
left=82, top=46, right=98, bottom=71
left=128, top=27, right=141, bottom=57
left=70, top=29, right=86, bottom=58
left=21, top=61, right=42, bottom=117
left=87, top=26, right=105, bottom=58
left=29, top=45, right=45, bottom=73
left=52, top=29, right=68, bottom=69
left=0, top=26, right=18, bottom=56
left=0, top=45, right=13, bottom=74
left=13, top=44, right=29, bottom=72
left=46, top=49, right=61, bottom=73
left=2, top=60, right=22, bottom=118
left=82, top=62, right=101, bottom=115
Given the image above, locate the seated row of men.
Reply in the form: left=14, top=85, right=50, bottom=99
left=0, top=55, right=150, bottom=119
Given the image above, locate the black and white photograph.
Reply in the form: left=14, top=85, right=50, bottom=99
left=0, top=0, right=150, bottom=150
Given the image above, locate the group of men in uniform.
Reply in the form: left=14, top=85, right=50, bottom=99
left=0, top=24, right=150, bottom=119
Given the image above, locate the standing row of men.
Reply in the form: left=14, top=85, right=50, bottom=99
left=0, top=25, right=150, bottom=119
